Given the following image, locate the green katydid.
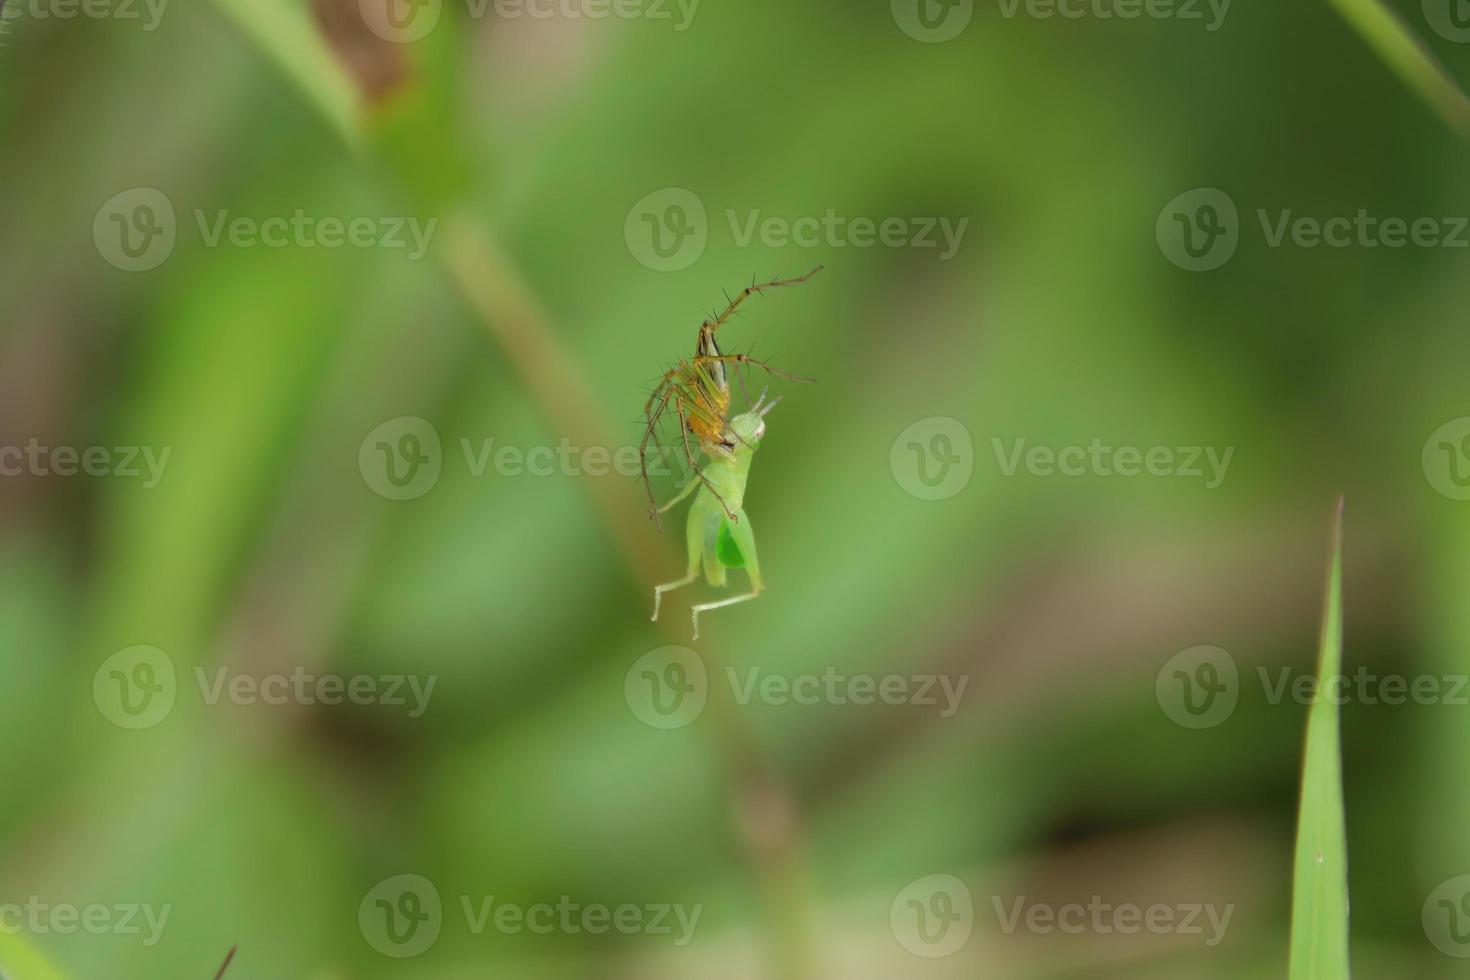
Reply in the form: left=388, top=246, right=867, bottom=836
left=650, top=393, right=784, bottom=640
left=640, top=268, right=820, bottom=638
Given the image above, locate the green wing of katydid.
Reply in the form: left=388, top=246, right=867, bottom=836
left=716, top=522, right=746, bottom=567
left=1288, top=498, right=1351, bottom=980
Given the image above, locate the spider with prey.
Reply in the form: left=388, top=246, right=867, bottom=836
left=639, top=266, right=821, bottom=530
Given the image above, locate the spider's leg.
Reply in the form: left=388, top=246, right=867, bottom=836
left=640, top=383, right=678, bottom=529
left=692, top=353, right=816, bottom=385
left=705, top=265, right=824, bottom=335
left=674, top=398, right=736, bottom=522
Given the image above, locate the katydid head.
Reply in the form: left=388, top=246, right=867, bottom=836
left=726, top=412, right=765, bottom=452
left=726, top=394, right=780, bottom=455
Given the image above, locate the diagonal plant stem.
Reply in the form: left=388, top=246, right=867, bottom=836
left=1327, top=0, right=1470, bottom=137
left=212, top=945, right=238, bottom=980
left=437, top=211, right=814, bottom=979
left=436, top=214, right=665, bottom=586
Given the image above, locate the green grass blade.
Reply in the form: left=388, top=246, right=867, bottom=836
left=208, top=0, right=363, bottom=147
left=0, top=932, right=68, bottom=980
left=1289, top=497, right=1351, bottom=980
left=1326, top=0, right=1470, bottom=137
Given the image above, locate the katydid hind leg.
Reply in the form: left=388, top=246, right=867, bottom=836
left=691, top=507, right=764, bottom=639
left=652, top=494, right=708, bottom=621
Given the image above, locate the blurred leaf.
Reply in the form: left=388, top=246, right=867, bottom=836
left=365, top=17, right=477, bottom=212
left=1288, top=499, right=1351, bottom=980
left=1326, top=0, right=1470, bottom=136
left=208, top=0, right=363, bottom=147
left=0, top=933, right=67, bottom=980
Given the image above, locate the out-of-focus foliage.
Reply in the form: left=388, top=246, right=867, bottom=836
left=2, top=0, right=1469, bottom=976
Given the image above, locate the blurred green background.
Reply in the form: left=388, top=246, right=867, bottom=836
left=3, top=0, right=1470, bottom=976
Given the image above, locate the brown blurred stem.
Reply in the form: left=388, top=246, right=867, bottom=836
left=213, top=945, right=238, bottom=980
